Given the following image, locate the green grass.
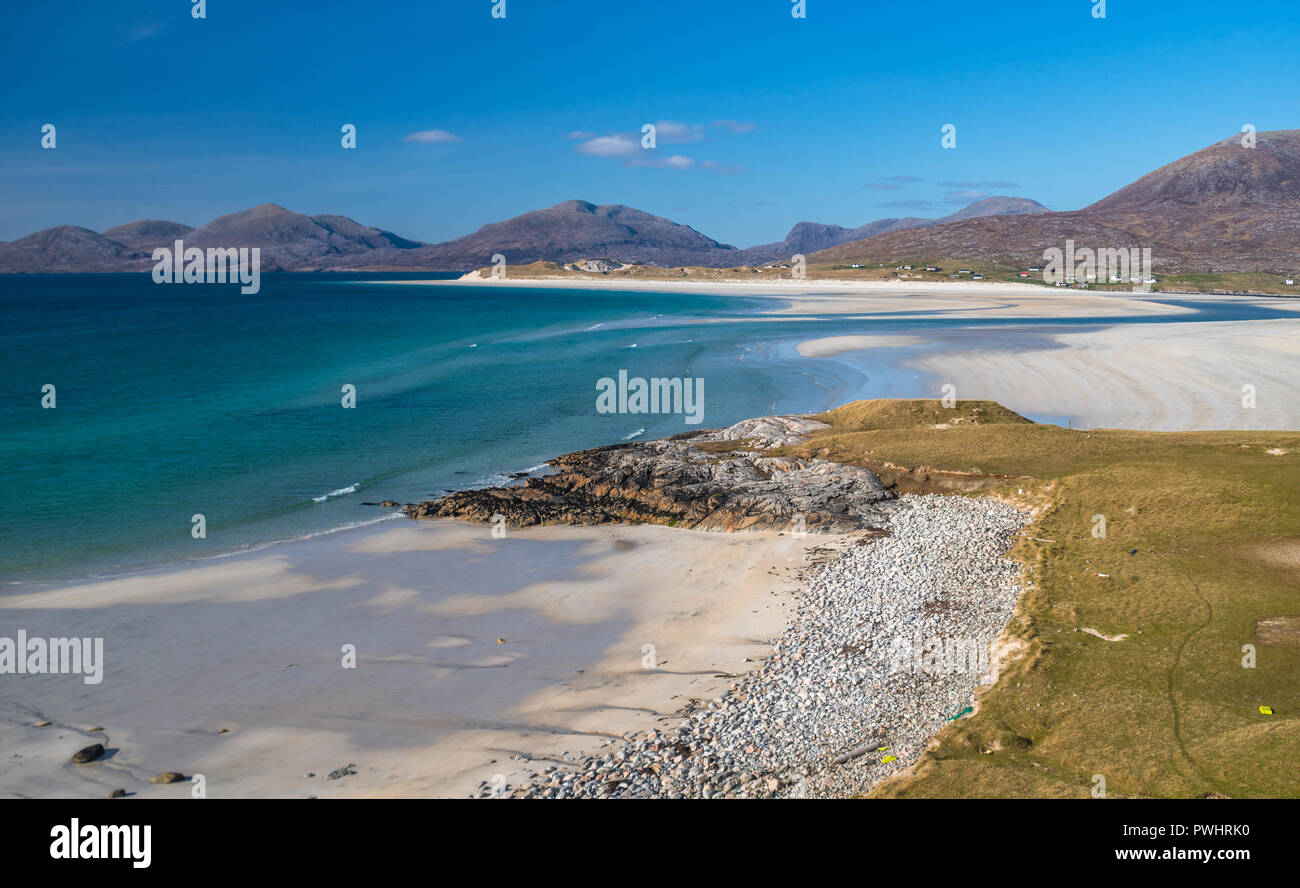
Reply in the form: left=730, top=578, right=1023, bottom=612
left=778, top=399, right=1300, bottom=798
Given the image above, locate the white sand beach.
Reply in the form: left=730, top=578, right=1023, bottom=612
left=0, top=519, right=826, bottom=798
left=409, top=277, right=1300, bottom=430
left=406, top=275, right=1223, bottom=318
left=795, top=334, right=928, bottom=357
left=8, top=277, right=1299, bottom=799
left=912, top=318, right=1300, bottom=430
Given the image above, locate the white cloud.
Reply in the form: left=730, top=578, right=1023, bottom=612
left=627, top=154, right=695, bottom=169
left=575, top=134, right=640, bottom=157
left=711, top=120, right=758, bottom=134
left=572, top=128, right=744, bottom=175
left=654, top=120, right=706, bottom=143
left=403, top=129, right=461, bottom=143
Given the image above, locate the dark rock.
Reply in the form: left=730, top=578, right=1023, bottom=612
left=71, top=743, right=104, bottom=764
left=405, top=416, right=896, bottom=533
left=149, top=771, right=185, bottom=784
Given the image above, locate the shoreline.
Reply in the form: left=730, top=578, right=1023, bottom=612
left=0, top=517, right=829, bottom=798
left=382, top=274, right=1300, bottom=315
left=2, top=409, right=1037, bottom=800
left=493, top=493, right=1032, bottom=799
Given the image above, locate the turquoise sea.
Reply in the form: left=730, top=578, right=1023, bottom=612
left=1, top=274, right=1290, bottom=584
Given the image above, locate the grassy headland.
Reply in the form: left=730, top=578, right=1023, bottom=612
left=777, top=399, right=1300, bottom=798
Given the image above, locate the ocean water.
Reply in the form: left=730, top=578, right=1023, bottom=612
left=1, top=274, right=1290, bottom=584
left=0, top=274, right=877, bottom=583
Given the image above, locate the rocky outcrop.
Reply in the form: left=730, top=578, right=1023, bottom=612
left=566, top=257, right=628, bottom=273
left=404, top=415, right=897, bottom=532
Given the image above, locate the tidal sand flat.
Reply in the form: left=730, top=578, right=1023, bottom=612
left=912, top=317, right=1300, bottom=430
left=435, top=276, right=1300, bottom=431
left=0, top=519, right=822, bottom=798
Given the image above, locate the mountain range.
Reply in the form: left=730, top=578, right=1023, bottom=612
left=0, top=195, right=1045, bottom=273
left=813, top=130, right=1300, bottom=273
left=2, top=130, right=1297, bottom=274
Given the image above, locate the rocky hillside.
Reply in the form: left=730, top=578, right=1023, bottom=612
left=331, top=199, right=739, bottom=270
left=737, top=196, right=1048, bottom=264
left=813, top=130, right=1300, bottom=273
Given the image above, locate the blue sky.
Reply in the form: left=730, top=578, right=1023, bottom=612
left=2, top=0, right=1298, bottom=246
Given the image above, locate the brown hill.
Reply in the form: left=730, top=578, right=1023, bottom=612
left=186, top=204, right=424, bottom=269
left=813, top=130, right=1300, bottom=273
left=735, top=196, right=1048, bottom=264
left=100, top=219, right=195, bottom=251
left=0, top=226, right=146, bottom=273
left=327, top=199, right=740, bottom=270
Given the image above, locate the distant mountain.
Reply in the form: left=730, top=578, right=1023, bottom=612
left=0, top=226, right=147, bottom=273
left=0, top=195, right=1047, bottom=274
left=0, top=204, right=426, bottom=273
left=735, top=196, right=1048, bottom=264
left=327, top=199, right=739, bottom=270
left=813, top=130, right=1300, bottom=272
left=187, top=204, right=424, bottom=269
left=3, top=132, right=1296, bottom=274
left=101, top=220, right=195, bottom=251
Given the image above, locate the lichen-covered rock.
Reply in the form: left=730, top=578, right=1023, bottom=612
left=405, top=416, right=896, bottom=533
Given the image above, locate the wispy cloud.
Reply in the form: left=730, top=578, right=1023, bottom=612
left=575, top=134, right=639, bottom=157
left=119, top=21, right=164, bottom=46
left=701, top=160, right=745, bottom=175
left=937, top=179, right=1019, bottom=189
left=629, top=153, right=696, bottom=169
left=572, top=128, right=742, bottom=174
left=655, top=120, right=706, bottom=143
left=403, top=129, right=461, bottom=143
left=565, top=130, right=596, bottom=140
left=881, top=199, right=942, bottom=211
left=864, top=174, right=923, bottom=190
left=711, top=119, right=758, bottom=134
left=944, top=189, right=989, bottom=203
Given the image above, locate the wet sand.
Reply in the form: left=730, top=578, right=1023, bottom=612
left=0, top=519, right=824, bottom=798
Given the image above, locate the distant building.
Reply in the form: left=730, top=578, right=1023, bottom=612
left=957, top=269, right=971, bottom=275
left=972, top=274, right=984, bottom=280
left=925, top=265, right=940, bottom=272
left=1287, top=278, right=1296, bottom=285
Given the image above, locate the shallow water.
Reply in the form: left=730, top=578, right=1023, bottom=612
left=1, top=273, right=1288, bottom=583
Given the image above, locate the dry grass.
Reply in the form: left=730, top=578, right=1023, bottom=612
left=776, top=399, right=1300, bottom=798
